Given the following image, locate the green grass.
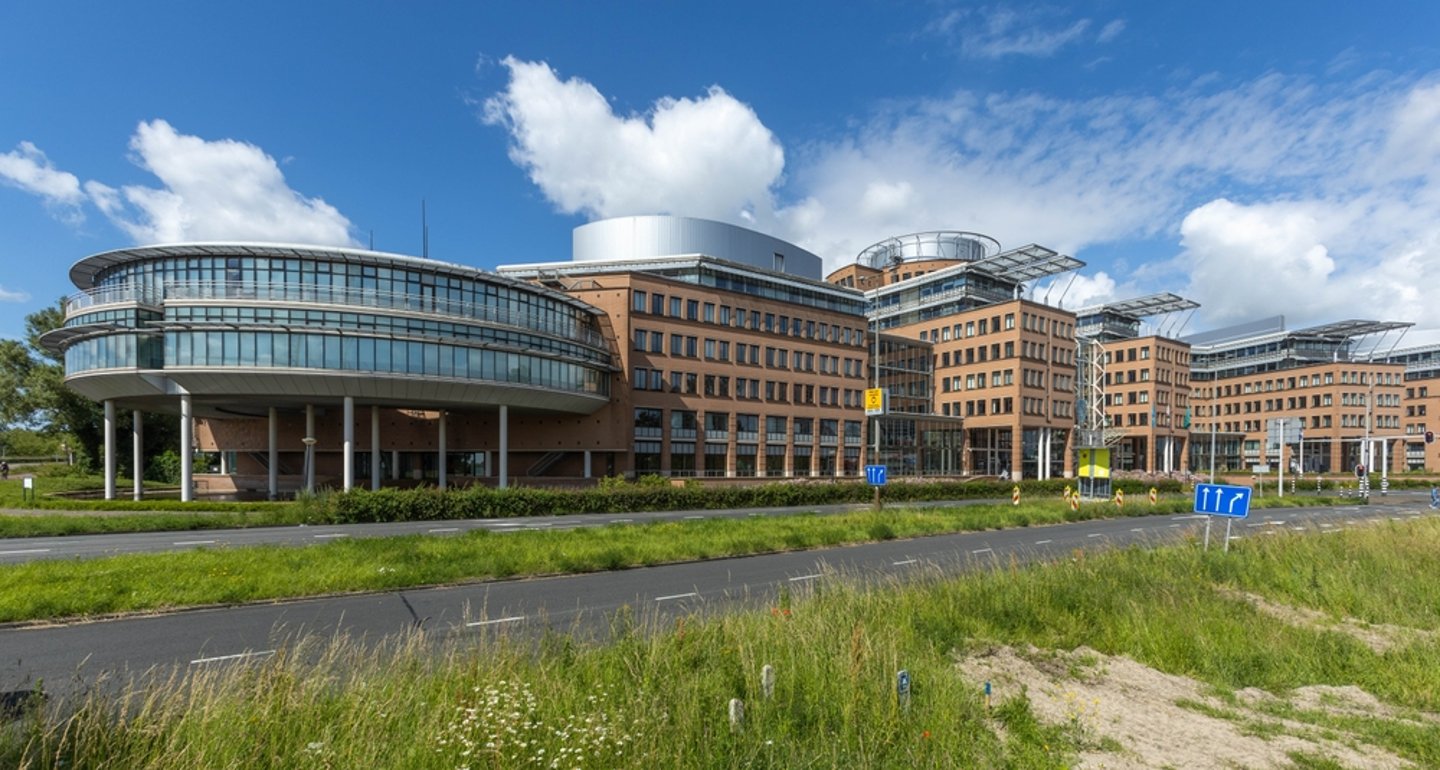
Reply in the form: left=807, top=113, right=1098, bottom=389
left=3, top=517, right=1438, bottom=768
left=0, top=496, right=1338, bottom=623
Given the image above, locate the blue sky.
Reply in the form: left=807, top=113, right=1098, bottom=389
left=4, top=1, right=1440, bottom=346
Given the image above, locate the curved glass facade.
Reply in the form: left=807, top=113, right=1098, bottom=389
left=52, top=246, right=614, bottom=401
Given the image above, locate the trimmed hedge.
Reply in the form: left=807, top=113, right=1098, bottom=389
left=325, top=478, right=1185, bottom=523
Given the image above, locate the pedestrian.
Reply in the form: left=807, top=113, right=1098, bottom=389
left=1430, top=485, right=1439, bottom=510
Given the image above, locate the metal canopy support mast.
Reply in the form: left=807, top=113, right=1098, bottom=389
left=267, top=407, right=278, bottom=500
left=132, top=410, right=143, bottom=501
left=103, top=400, right=116, bottom=501
left=498, top=405, right=509, bottom=489
left=438, top=411, right=447, bottom=490
left=371, top=406, right=381, bottom=491
left=342, top=396, right=354, bottom=492
left=180, top=392, right=193, bottom=503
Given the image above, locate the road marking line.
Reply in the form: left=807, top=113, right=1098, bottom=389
left=892, top=559, right=918, bottom=566
left=490, top=521, right=525, bottom=526
left=611, top=518, right=633, bottom=523
left=655, top=592, right=697, bottom=601
left=971, top=547, right=993, bottom=554
left=466, top=616, right=525, bottom=627
left=427, top=527, right=459, bottom=533
left=684, top=515, right=705, bottom=520
left=526, top=523, right=554, bottom=528
left=190, top=650, right=275, bottom=665
left=1087, top=533, right=1103, bottom=538
left=1130, top=528, right=1145, bottom=532
left=173, top=540, right=215, bottom=546
left=1169, top=524, right=1182, bottom=528
left=789, top=574, right=822, bottom=582
left=1034, top=539, right=1052, bottom=544
left=0, top=548, right=52, bottom=555
left=313, top=533, right=348, bottom=539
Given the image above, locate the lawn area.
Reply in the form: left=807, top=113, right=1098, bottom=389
left=3, top=515, right=1436, bottom=768
left=0, top=496, right=1340, bottom=623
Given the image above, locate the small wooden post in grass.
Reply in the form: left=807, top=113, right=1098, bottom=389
left=729, top=698, right=745, bottom=733
left=761, top=664, right=775, bottom=699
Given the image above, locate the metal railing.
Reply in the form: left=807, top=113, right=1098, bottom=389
left=65, top=281, right=607, bottom=349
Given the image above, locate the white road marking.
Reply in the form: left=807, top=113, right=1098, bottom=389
left=892, top=559, right=918, bottom=566
left=971, top=547, right=994, bottom=554
left=313, top=533, right=348, bottom=539
left=1130, top=528, right=1145, bottom=532
left=684, top=515, right=705, bottom=520
left=526, top=523, right=554, bottom=528
left=655, top=592, right=697, bottom=601
left=1087, top=533, right=1103, bottom=538
left=0, top=548, right=52, bottom=555
left=173, top=540, right=216, bottom=546
left=466, top=616, right=525, bottom=627
left=789, top=574, right=822, bottom=582
left=611, top=518, right=633, bottom=523
left=190, top=650, right=275, bottom=665
left=1034, top=539, right=1052, bottom=544
left=1169, top=524, right=1182, bottom=528
left=428, top=527, right=459, bottom=533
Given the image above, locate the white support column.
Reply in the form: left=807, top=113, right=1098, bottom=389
left=391, top=449, right=400, bottom=481
left=219, top=450, right=228, bottom=475
left=132, top=410, right=143, bottom=501
left=103, top=400, right=116, bottom=500
left=437, top=411, right=447, bottom=490
left=342, top=396, right=355, bottom=491
left=498, top=405, right=509, bottom=489
left=267, top=407, right=278, bottom=501
left=180, top=393, right=193, bottom=502
left=584, top=450, right=592, bottom=479
left=304, top=404, right=316, bottom=493
left=371, top=406, right=381, bottom=491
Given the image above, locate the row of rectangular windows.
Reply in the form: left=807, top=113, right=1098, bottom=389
left=630, top=289, right=866, bottom=347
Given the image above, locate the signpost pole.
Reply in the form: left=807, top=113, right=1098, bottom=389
left=1203, top=516, right=1211, bottom=551
left=1224, top=518, right=1232, bottom=553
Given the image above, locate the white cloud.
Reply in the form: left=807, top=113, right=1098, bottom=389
left=0, top=141, right=85, bottom=223
left=93, top=120, right=356, bottom=245
left=0, top=285, right=31, bottom=303
left=1047, top=271, right=1118, bottom=309
left=1096, top=19, right=1125, bottom=44
left=926, top=6, right=1102, bottom=59
left=482, top=57, right=784, bottom=223
left=1, top=122, right=355, bottom=246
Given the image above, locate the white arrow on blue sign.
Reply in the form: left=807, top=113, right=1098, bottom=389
left=1193, top=483, right=1252, bottom=518
left=865, top=465, right=887, bottom=486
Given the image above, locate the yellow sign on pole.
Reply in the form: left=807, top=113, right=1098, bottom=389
left=864, top=388, right=886, bottom=416
left=1077, top=448, right=1111, bottom=479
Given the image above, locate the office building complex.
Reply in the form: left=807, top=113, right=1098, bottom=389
left=1074, top=294, right=1198, bottom=473
left=1186, top=317, right=1410, bottom=475
left=828, top=232, right=1083, bottom=479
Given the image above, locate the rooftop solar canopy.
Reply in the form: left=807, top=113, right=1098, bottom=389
left=968, top=244, right=1084, bottom=283
left=1292, top=319, right=1412, bottom=338
left=1074, top=292, right=1199, bottom=320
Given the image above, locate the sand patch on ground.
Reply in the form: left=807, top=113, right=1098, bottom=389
left=959, top=645, right=1431, bottom=769
left=1218, top=588, right=1440, bottom=654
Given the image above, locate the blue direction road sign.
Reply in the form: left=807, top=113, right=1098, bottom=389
left=865, top=464, right=887, bottom=486
left=1194, top=483, right=1252, bottom=518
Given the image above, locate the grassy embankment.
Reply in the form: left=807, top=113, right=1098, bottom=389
left=0, top=495, right=1340, bottom=624
left=2, top=516, right=1437, bottom=768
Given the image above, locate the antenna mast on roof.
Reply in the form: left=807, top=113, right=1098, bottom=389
left=422, top=199, right=430, bottom=259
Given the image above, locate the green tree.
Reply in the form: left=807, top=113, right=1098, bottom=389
left=1, top=299, right=179, bottom=473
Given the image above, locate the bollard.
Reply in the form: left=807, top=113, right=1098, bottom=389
left=1115, top=489, right=1124, bottom=509
left=761, top=664, right=775, bottom=700
left=1148, top=486, right=1157, bottom=505
left=1012, top=485, right=1020, bottom=506
left=729, top=698, right=745, bottom=733
left=1063, top=485, right=1072, bottom=502
left=1069, top=495, right=1079, bottom=513
left=984, top=681, right=992, bottom=711
left=897, top=669, right=911, bottom=711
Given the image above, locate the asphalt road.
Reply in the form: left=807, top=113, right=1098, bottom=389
left=2, top=491, right=1434, bottom=701
left=0, top=498, right=1002, bottom=563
